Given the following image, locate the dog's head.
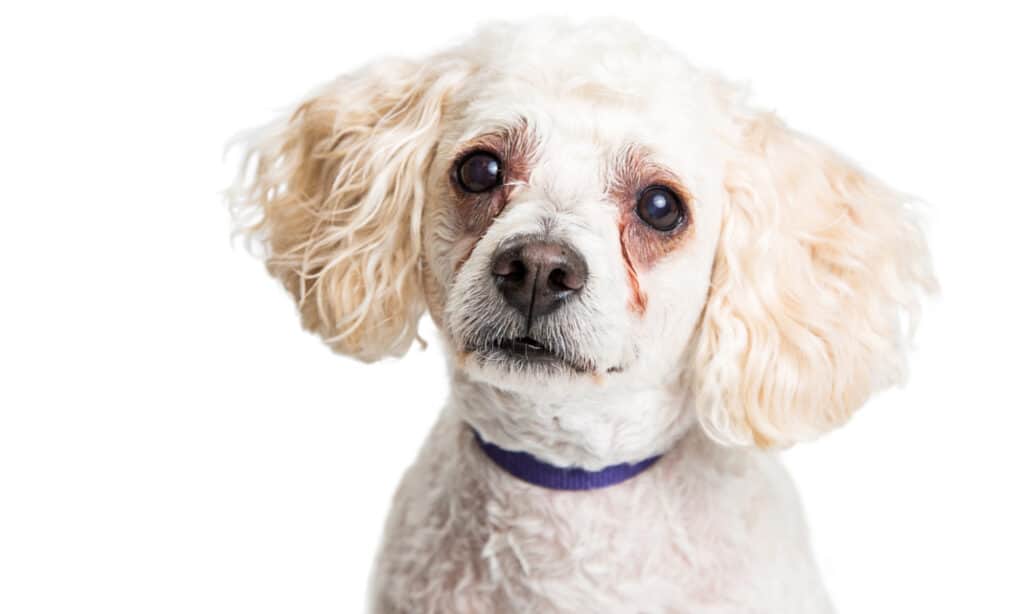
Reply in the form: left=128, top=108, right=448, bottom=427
left=232, top=19, right=934, bottom=451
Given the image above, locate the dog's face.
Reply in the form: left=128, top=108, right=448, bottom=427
left=233, top=20, right=934, bottom=451
left=428, top=50, right=726, bottom=397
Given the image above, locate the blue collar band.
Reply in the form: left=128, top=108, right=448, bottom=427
left=472, top=429, right=662, bottom=491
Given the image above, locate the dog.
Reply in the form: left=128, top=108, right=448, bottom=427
left=230, top=18, right=935, bottom=613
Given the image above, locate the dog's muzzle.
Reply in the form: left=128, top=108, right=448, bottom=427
left=456, top=236, right=598, bottom=374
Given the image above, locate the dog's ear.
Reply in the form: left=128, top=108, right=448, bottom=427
left=693, top=104, right=937, bottom=447
left=231, top=57, right=469, bottom=361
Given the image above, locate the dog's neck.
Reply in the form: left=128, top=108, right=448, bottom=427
left=471, top=428, right=664, bottom=489
left=451, top=370, right=694, bottom=471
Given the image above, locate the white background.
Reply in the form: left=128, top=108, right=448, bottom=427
left=2, top=1, right=1022, bottom=612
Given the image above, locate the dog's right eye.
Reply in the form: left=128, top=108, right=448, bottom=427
left=455, top=151, right=502, bottom=193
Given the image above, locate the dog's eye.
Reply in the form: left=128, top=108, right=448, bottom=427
left=455, top=151, right=502, bottom=193
left=636, top=186, right=686, bottom=231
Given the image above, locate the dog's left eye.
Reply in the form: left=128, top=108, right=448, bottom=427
left=636, top=186, right=686, bottom=231
left=455, top=151, right=503, bottom=193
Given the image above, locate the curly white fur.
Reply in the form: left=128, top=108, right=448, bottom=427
left=230, top=17, right=934, bottom=613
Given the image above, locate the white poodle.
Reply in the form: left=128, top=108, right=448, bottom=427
left=231, top=18, right=935, bottom=613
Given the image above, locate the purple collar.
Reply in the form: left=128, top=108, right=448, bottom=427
left=472, top=429, right=662, bottom=491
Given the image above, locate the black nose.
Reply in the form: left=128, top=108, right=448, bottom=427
left=491, top=239, right=588, bottom=320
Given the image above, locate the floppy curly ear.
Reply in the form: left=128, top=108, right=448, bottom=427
left=694, top=110, right=937, bottom=447
left=231, top=57, right=468, bottom=361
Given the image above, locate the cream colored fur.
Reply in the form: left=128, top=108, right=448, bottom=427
left=231, top=18, right=934, bottom=613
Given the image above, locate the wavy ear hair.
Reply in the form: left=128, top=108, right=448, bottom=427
left=694, top=99, right=937, bottom=447
left=231, top=57, right=469, bottom=361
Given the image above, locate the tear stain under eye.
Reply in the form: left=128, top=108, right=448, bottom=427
left=450, top=180, right=528, bottom=276
left=452, top=235, right=483, bottom=275
left=619, top=220, right=648, bottom=315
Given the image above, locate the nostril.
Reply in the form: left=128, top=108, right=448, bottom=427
left=548, top=266, right=584, bottom=293
left=548, top=267, right=569, bottom=292
left=493, top=257, right=527, bottom=283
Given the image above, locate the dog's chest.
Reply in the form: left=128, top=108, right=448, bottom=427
left=369, top=422, right=806, bottom=613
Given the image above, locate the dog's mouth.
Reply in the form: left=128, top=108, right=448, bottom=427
left=472, top=336, right=592, bottom=374
left=496, top=336, right=550, bottom=355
